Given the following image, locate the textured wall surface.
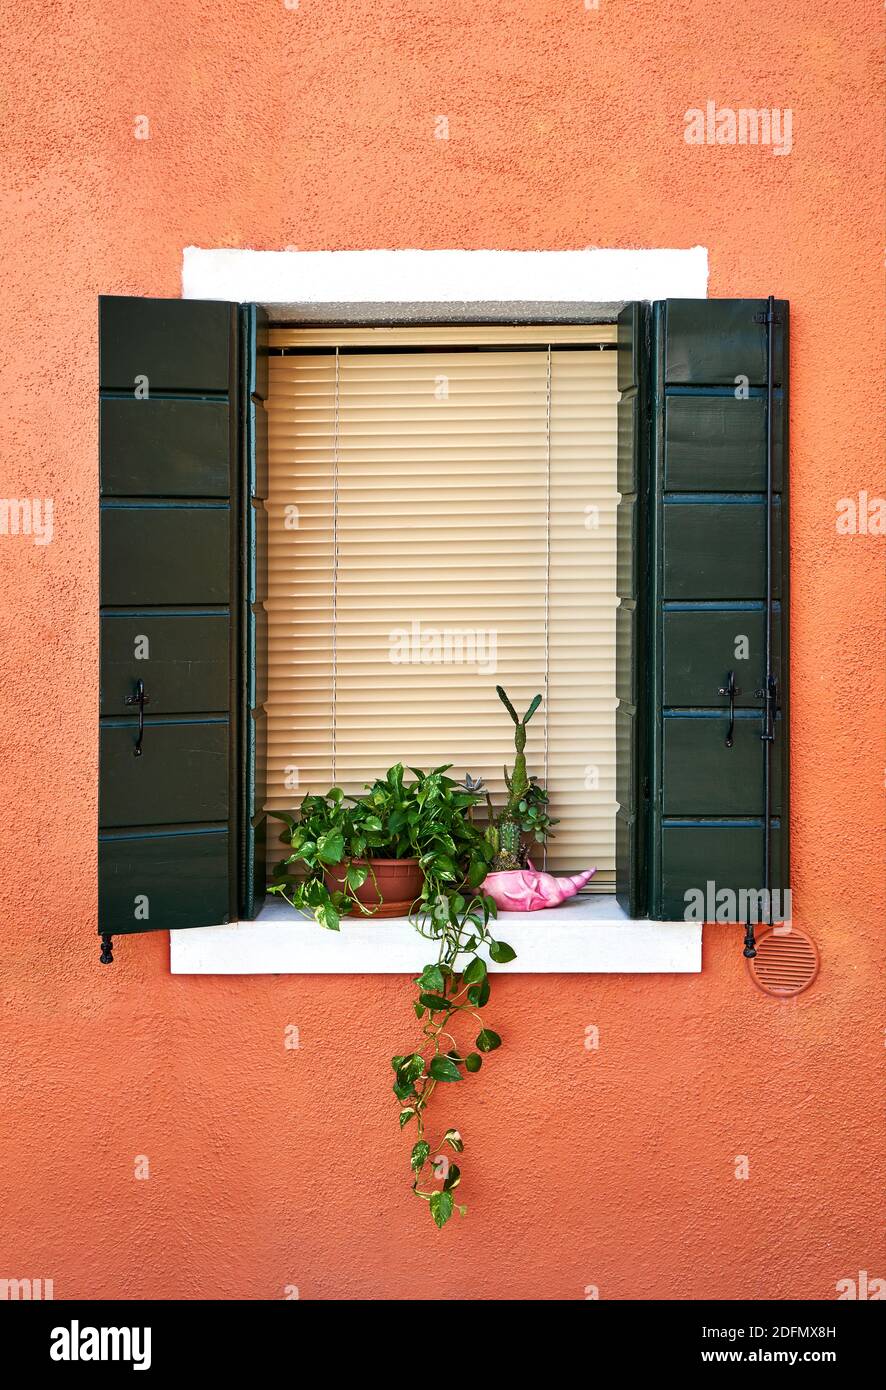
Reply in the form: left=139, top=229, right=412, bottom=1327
left=0, top=1, right=883, bottom=1300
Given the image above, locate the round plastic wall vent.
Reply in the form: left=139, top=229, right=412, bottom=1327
left=748, top=925, right=820, bottom=997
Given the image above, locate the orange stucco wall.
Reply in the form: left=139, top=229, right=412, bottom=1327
left=0, top=2, right=883, bottom=1300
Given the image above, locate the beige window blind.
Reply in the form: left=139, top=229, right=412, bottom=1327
left=264, top=325, right=619, bottom=884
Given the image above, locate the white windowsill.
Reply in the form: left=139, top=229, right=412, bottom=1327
left=169, top=895, right=700, bottom=974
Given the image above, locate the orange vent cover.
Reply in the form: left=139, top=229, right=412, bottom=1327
left=747, top=925, right=820, bottom=997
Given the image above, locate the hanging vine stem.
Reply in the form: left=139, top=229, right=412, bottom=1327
left=393, top=887, right=516, bottom=1228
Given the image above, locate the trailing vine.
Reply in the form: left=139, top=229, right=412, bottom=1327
left=270, top=691, right=555, bottom=1230
left=395, top=880, right=515, bottom=1228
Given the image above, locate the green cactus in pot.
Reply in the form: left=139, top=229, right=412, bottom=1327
left=485, top=686, right=553, bottom=870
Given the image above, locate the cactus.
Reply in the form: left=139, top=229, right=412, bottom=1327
left=487, top=686, right=544, bottom=870
left=497, top=819, right=522, bottom=868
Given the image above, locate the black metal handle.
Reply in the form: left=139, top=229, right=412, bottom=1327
left=124, top=678, right=150, bottom=756
left=717, top=670, right=738, bottom=748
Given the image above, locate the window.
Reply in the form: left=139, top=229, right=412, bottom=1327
left=97, top=293, right=788, bottom=962
left=262, top=325, right=619, bottom=887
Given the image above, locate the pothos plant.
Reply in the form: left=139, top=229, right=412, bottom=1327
left=269, top=762, right=518, bottom=1228
left=267, top=762, right=490, bottom=929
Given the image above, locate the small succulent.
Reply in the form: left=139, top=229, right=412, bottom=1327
left=459, top=772, right=486, bottom=794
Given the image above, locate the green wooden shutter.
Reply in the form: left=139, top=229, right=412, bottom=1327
left=615, top=302, right=651, bottom=917
left=646, top=298, right=789, bottom=921
left=98, top=296, right=265, bottom=960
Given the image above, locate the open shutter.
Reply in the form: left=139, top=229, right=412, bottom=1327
left=615, top=303, right=651, bottom=916
left=646, top=298, right=789, bottom=922
left=98, top=296, right=260, bottom=960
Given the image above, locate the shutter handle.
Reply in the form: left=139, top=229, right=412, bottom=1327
left=124, top=678, right=150, bottom=757
left=717, top=670, right=738, bottom=748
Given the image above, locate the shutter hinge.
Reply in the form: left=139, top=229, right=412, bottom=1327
left=754, top=309, right=782, bottom=326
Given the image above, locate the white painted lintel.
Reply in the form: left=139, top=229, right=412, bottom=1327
left=182, top=246, right=709, bottom=308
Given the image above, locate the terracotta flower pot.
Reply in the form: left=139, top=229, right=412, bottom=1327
left=323, top=857, right=424, bottom=918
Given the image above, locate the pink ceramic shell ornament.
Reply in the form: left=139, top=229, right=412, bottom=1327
left=481, top=861, right=596, bottom=912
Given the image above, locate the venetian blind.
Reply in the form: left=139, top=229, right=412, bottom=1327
left=264, top=326, right=619, bottom=884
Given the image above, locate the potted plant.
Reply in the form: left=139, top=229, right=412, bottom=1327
left=269, top=762, right=491, bottom=926
left=269, top=762, right=519, bottom=1228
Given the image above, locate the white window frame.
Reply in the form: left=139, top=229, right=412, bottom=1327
left=172, top=245, right=708, bottom=975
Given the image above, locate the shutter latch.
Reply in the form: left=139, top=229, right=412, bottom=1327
left=124, top=678, right=150, bottom=757
left=753, top=308, right=782, bottom=326
left=717, top=670, right=738, bottom=747
left=755, top=674, right=778, bottom=743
